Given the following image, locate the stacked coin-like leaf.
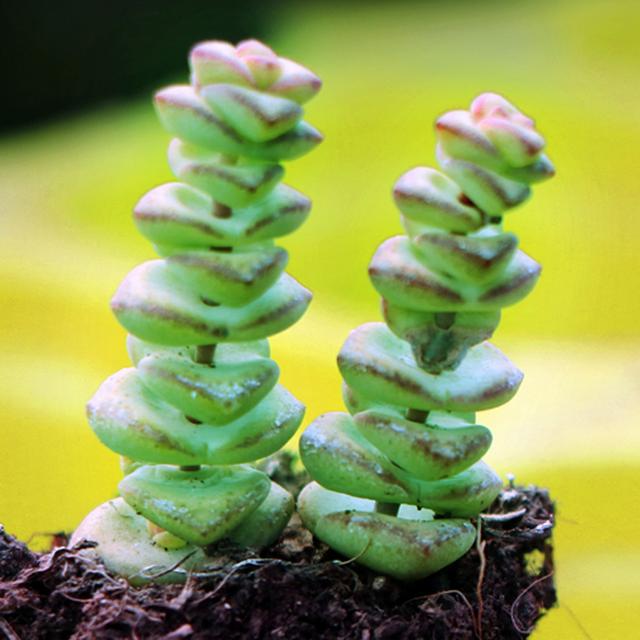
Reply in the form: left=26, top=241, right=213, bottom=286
left=72, top=40, right=321, bottom=583
left=298, top=93, right=553, bottom=581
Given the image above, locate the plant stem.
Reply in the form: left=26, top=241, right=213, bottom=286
left=182, top=344, right=216, bottom=472
left=212, top=154, right=236, bottom=219
left=194, top=141, right=230, bottom=466
left=213, top=202, right=232, bottom=218
left=406, top=408, right=429, bottom=423
left=375, top=502, right=400, bottom=516
left=187, top=147, right=229, bottom=471
left=434, top=312, right=455, bottom=330
left=196, top=344, right=216, bottom=366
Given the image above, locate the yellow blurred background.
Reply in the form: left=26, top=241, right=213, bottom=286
left=1, top=0, right=639, bottom=637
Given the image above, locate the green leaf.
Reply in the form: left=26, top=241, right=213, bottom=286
left=137, top=352, right=279, bottom=424
left=201, top=84, right=303, bottom=143
left=298, top=483, right=476, bottom=580
left=119, top=464, right=269, bottom=546
left=338, top=323, right=522, bottom=412
left=88, top=371, right=304, bottom=466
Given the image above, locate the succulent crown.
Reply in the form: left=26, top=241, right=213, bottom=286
left=377, top=93, right=554, bottom=372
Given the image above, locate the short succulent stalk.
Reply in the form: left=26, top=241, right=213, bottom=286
left=195, top=344, right=216, bottom=366
left=375, top=502, right=399, bottom=516
left=71, top=39, right=322, bottom=583
left=298, top=93, right=554, bottom=581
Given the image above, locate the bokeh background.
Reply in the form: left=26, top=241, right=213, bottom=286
left=2, top=0, right=639, bottom=637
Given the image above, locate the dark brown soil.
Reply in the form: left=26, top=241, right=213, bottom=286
left=0, top=456, right=555, bottom=639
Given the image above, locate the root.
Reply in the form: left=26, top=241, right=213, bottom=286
left=509, top=572, right=554, bottom=634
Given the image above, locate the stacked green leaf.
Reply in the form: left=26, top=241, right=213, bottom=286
left=72, top=40, right=322, bottom=583
left=298, top=93, right=553, bottom=580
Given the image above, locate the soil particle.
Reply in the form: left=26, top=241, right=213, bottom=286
left=0, top=457, right=555, bottom=639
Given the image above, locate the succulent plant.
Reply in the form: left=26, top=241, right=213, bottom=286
left=298, top=93, right=554, bottom=581
left=71, top=39, right=321, bottom=583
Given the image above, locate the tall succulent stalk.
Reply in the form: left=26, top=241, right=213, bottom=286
left=298, top=93, right=554, bottom=580
left=72, top=40, right=321, bottom=583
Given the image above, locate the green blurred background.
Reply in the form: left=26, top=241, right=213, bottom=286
left=1, top=0, right=639, bottom=637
